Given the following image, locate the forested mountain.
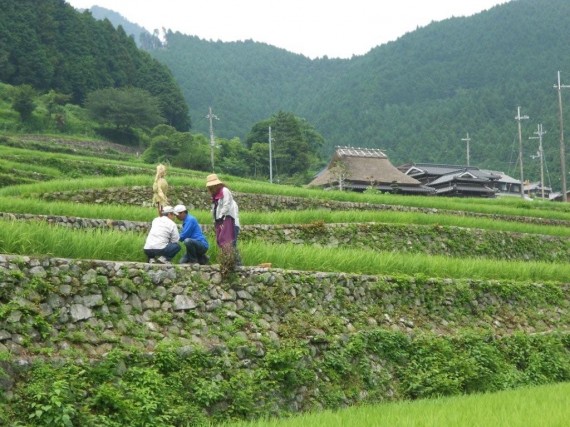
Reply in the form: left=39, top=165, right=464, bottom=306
left=151, top=33, right=348, bottom=143
left=0, top=0, right=189, bottom=130
left=4, top=0, right=570, bottom=188
left=142, top=0, right=570, bottom=188
left=322, top=0, right=570, bottom=181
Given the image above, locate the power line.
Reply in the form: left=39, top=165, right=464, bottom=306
left=544, top=150, right=553, bottom=191
left=507, top=134, right=519, bottom=178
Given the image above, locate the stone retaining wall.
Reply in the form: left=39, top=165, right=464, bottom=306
left=1, top=254, right=568, bottom=416
left=1, top=254, right=568, bottom=360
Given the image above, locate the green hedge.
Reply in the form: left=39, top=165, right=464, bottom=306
left=1, top=330, right=568, bottom=426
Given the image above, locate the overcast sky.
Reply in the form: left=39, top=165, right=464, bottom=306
left=66, top=0, right=509, bottom=59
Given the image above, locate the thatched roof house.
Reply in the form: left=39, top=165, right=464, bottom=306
left=308, top=147, right=432, bottom=194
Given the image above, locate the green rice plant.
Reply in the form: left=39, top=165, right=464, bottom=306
left=1, top=197, right=569, bottom=239
left=2, top=220, right=568, bottom=282
left=0, top=174, right=204, bottom=198
left=1, top=132, right=134, bottom=160
left=0, top=143, right=145, bottom=168
left=0, top=175, right=150, bottom=198
left=295, top=187, right=570, bottom=218
left=0, top=197, right=160, bottom=222
left=242, top=210, right=570, bottom=237
left=239, top=241, right=569, bottom=282
left=224, top=382, right=570, bottom=427
left=0, top=220, right=144, bottom=261
left=0, top=145, right=204, bottom=189
left=1, top=168, right=568, bottom=221
left=0, top=158, right=62, bottom=179
left=0, top=219, right=219, bottom=263
left=229, top=184, right=569, bottom=221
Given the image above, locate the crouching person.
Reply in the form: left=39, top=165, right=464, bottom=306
left=143, top=206, right=181, bottom=264
left=173, top=204, right=209, bottom=265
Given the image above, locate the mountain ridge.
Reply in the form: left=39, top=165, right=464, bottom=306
left=30, top=0, right=570, bottom=187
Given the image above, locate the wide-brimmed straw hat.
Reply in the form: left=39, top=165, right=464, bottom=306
left=206, top=173, right=224, bottom=187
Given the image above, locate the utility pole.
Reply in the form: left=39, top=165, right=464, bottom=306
left=515, top=106, right=529, bottom=199
left=461, top=133, right=471, bottom=166
left=554, top=71, right=569, bottom=202
left=206, top=106, right=219, bottom=172
left=529, top=124, right=546, bottom=199
left=268, top=126, right=273, bottom=183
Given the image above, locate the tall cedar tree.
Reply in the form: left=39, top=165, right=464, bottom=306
left=245, top=111, right=324, bottom=178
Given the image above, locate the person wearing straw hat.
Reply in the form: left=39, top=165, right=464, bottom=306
left=143, top=206, right=181, bottom=264
left=206, top=173, right=241, bottom=265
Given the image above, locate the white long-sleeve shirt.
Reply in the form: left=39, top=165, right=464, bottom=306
left=144, top=216, right=180, bottom=249
left=212, top=187, right=240, bottom=228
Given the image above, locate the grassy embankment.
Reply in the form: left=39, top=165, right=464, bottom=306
left=224, top=382, right=570, bottom=427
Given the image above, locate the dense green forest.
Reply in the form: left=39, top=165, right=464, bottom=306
left=0, top=0, right=189, bottom=131
left=143, top=0, right=570, bottom=189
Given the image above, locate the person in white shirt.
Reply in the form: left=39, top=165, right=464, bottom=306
left=143, top=206, right=181, bottom=264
